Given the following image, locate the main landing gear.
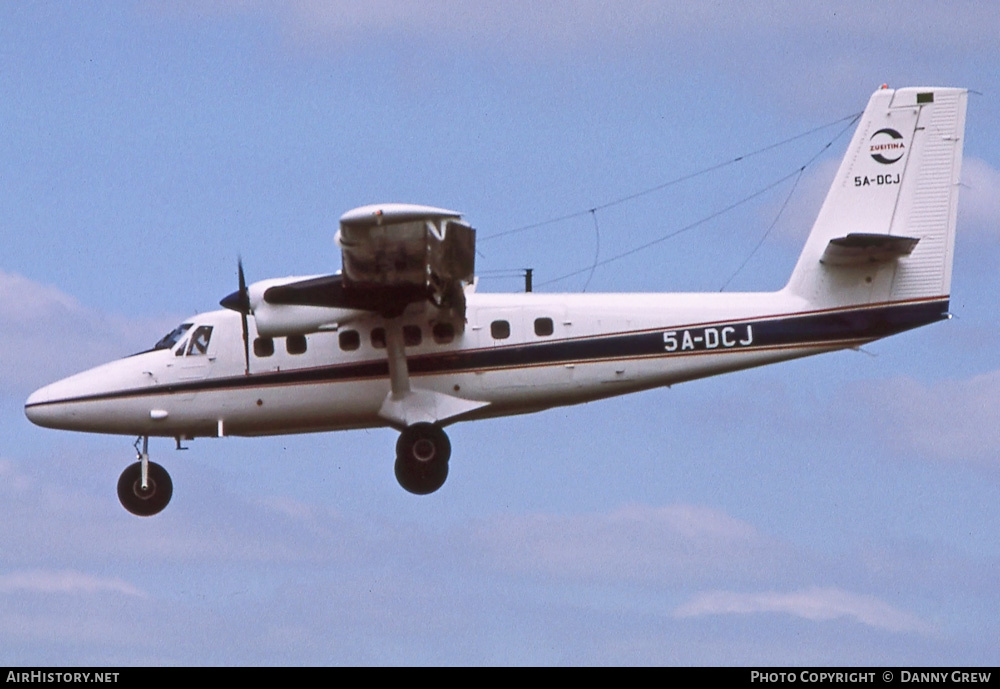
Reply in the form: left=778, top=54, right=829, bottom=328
left=379, top=318, right=463, bottom=496
left=117, top=436, right=173, bottom=517
left=394, top=423, right=451, bottom=495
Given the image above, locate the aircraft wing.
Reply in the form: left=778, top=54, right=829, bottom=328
left=227, top=204, right=478, bottom=331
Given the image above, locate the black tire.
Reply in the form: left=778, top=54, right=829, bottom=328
left=395, top=423, right=452, bottom=464
left=394, top=455, right=449, bottom=495
left=117, top=461, right=173, bottom=517
left=394, top=423, right=451, bottom=495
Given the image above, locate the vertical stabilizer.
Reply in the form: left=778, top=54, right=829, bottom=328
left=784, top=87, right=967, bottom=308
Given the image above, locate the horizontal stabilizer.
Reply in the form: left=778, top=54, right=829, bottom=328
left=820, top=233, right=919, bottom=267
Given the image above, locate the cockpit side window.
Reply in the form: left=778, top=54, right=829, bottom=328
left=184, top=325, right=214, bottom=356
left=154, top=323, right=193, bottom=351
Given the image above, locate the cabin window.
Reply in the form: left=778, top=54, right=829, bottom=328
left=254, top=337, right=274, bottom=357
left=371, top=327, right=386, bottom=349
left=286, top=334, right=307, bottom=355
left=339, top=330, right=360, bottom=351
left=185, top=326, right=214, bottom=356
left=403, top=325, right=422, bottom=347
left=534, top=317, right=554, bottom=337
left=433, top=322, right=455, bottom=344
left=491, top=320, right=510, bottom=339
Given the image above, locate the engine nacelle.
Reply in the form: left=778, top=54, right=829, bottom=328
left=248, top=276, right=365, bottom=337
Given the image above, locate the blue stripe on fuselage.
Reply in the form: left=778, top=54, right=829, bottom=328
left=25, top=297, right=949, bottom=407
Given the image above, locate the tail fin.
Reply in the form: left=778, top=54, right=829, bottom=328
left=784, top=86, right=967, bottom=308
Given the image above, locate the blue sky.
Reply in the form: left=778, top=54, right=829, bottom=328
left=2, top=2, right=1000, bottom=665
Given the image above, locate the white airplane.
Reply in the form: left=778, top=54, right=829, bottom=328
left=25, top=86, right=967, bottom=516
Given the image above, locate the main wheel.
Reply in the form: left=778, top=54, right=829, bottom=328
left=394, top=423, right=451, bottom=495
left=117, top=461, right=173, bottom=516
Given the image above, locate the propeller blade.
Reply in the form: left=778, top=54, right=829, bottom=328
left=240, top=312, right=250, bottom=376
left=220, top=258, right=252, bottom=375
left=220, top=258, right=252, bottom=315
left=238, top=258, right=250, bottom=375
left=238, top=256, right=247, bottom=295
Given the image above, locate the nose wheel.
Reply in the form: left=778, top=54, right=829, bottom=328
left=117, top=436, right=173, bottom=516
left=394, top=423, right=450, bottom=495
left=117, top=461, right=173, bottom=516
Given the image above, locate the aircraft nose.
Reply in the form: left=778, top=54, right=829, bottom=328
left=26, top=380, right=54, bottom=411
left=25, top=380, right=70, bottom=428
left=24, top=370, right=104, bottom=430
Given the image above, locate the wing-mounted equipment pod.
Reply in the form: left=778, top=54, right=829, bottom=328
left=221, top=204, right=476, bottom=335
left=337, top=203, right=476, bottom=319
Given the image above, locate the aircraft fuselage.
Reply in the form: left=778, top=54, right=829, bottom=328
left=24, top=288, right=947, bottom=440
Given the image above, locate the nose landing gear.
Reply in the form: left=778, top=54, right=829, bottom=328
left=117, top=436, right=173, bottom=516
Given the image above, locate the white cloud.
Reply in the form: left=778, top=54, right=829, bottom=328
left=0, top=570, right=146, bottom=598
left=959, top=157, right=1000, bottom=237
left=0, top=447, right=433, bottom=569
left=0, top=459, right=32, bottom=493
left=674, top=587, right=933, bottom=635
left=155, top=2, right=999, bottom=73
left=475, top=503, right=799, bottom=585
left=270, top=2, right=998, bottom=54
left=848, top=371, right=1000, bottom=465
left=0, top=271, right=179, bottom=395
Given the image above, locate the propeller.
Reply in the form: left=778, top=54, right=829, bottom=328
left=220, top=258, right=252, bottom=375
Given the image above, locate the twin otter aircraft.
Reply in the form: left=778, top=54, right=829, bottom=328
left=26, top=86, right=968, bottom=516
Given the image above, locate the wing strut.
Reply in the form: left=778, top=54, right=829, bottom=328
left=385, top=321, right=411, bottom=400
left=377, top=320, right=489, bottom=429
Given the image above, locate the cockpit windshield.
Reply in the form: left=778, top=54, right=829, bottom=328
left=183, top=325, right=213, bottom=356
left=153, top=323, right=193, bottom=351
